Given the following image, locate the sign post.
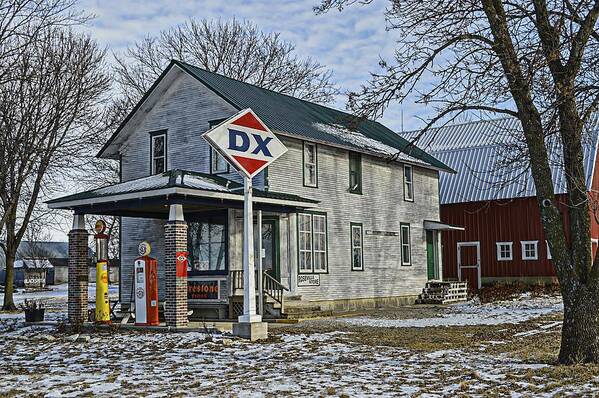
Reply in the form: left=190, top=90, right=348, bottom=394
left=203, top=109, right=287, bottom=339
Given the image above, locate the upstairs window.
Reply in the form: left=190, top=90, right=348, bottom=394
left=496, top=242, right=513, bottom=261
left=521, top=240, right=539, bottom=260
left=349, top=151, right=362, bottom=194
left=150, top=132, right=166, bottom=174
left=400, top=223, right=411, bottom=266
left=303, top=142, right=318, bottom=187
left=351, top=223, right=364, bottom=271
left=211, top=147, right=229, bottom=174
left=404, top=165, right=414, bottom=201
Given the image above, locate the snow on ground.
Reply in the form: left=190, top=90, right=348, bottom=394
left=2, top=290, right=595, bottom=397
left=339, top=294, right=563, bottom=328
left=1, top=325, right=595, bottom=397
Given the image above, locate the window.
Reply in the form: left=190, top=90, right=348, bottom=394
left=546, top=240, right=552, bottom=260
left=303, top=142, right=318, bottom=187
left=351, top=223, right=364, bottom=271
left=400, top=223, right=411, bottom=266
left=496, top=242, right=513, bottom=261
left=298, top=212, right=328, bottom=273
left=349, top=151, right=362, bottom=194
left=211, top=147, right=229, bottom=174
left=188, top=219, right=227, bottom=274
left=521, top=240, right=539, bottom=260
left=150, top=132, right=166, bottom=174
left=404, top=165, right=414, bottom=201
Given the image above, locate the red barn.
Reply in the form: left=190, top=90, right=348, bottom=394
left=402, top=118, right=599, bottom=290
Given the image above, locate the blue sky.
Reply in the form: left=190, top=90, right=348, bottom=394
left=77, top=0, right=426, bottom=132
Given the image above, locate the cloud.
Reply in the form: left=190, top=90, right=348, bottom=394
left=77, top=0, right=434, bottom=131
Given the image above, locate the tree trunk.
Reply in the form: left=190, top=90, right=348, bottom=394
left=559, top=282, right=599, bottom=364
left=2, top=247, right=17, bottom=311
left=2, top=210, right=18, bottom=311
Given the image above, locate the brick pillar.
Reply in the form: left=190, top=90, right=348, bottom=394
left=164, top=204, right=188, bottom=327
left=68, top=214, right=89, bottom=325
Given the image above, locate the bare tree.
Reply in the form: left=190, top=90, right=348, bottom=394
left=317, top=0, right=599, bottom=364
left=0, top=27, right=110, bottom=310
left=113, top=18, right=338, bottom=109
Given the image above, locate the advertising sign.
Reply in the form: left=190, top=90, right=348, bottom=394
left=188, top=280, right=220, bottom=300
left=203, top=109, right=287, bottom=178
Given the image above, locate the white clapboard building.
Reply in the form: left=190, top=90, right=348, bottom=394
left=48, top=60, right=454, bottom=321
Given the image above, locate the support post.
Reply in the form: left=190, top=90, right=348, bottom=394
left=164, top=204, right=188, bottom=328
left=239, top=177, right=261, bottom=323
left=68, top=213, right=89, bottom=325
left=233, top=177, right=268, bottom=340
left=257, top=210, right=264, bottom=316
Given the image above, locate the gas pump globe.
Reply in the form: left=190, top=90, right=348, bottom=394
left=94, top=220, right=111, bottom=323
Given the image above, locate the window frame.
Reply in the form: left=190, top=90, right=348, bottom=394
left=297, top=211, right=328, bottom=274
left=187, top=216, right=229, bottom=276
left=521, top=240, right=539, bottom=260
left=349, top=151, right=362, bottom=194
left=404, top=164, right=414, bottom=202
left=546, top=240, right=552, bottom=260
left=350, top=222, right=364, bottom=271
left=149, top=130, right=167, bottom=175
left=302, top=141, right=318, bottom=188
left=400, top=223, right=412, bottom=266
left=496, top=242, right=513, bottom=261
left=210, top=146, right=230, bottom=174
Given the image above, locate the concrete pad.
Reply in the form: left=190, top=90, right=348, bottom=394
left=232, top=321, right=268, bottom=341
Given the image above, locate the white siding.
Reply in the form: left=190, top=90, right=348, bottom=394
left=268, top=137, right=440, bottom=301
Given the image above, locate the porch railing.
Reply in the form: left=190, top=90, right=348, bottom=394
left=229, top=269, right=289, bottom=310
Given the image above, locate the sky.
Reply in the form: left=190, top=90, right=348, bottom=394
left=77, top=0, right=423, bottom=132
left=50, top=0, right=429, bottom=241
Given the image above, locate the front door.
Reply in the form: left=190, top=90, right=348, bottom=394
left=426, top=231, right=437, bottom=280
left=254, top=219, right=280, bottom=281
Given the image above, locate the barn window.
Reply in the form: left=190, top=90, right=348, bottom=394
left=210, top=147, right=229, bottom=174
left=546, top=240, right=552, bottom=260
left=496, top=242, right=513, bottom=261
left=298, top=212, right=328, bottom=273
left=349, top=151, right=362, bottom=194
left=150, top=131, right=166, bottom=174
left=521, top=241, right=539, bottom=260
left=350, top=223, right=364, bottom=271
left=404, top=165, right=414, bottom=201
left=400, top=223, right=411, bottom=266
left=303, top=142, right=318, bottom=187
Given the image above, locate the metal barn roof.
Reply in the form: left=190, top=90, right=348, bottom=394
left=98, top=60, right=452, bottom=173
left=401, top=118, right=599, bottom=205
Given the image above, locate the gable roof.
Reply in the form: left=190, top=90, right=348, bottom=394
left=99, top=60, right=452, bottom=173
left=0, top=241, right=94, bottom=269
left=400, top=118, right=599, bottom=205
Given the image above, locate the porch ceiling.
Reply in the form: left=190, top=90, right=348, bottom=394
left=47, top=169, right=319, bottom=218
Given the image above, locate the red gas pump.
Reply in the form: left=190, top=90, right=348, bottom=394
left=134, top=241, right=159, bottom=326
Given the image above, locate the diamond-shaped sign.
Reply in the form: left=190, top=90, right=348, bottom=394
left=202, top=109, right=287, bottom=178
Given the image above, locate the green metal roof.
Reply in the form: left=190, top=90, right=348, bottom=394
left=47, top=169, right=318, bottom=206
left=175, top=60, right=452, bottom=172
left=99, top=60, right=452, bottom=172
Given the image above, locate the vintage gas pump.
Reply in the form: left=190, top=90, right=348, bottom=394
left=94, top=220, right=111, bottom=323
left=134, top=241, right=159, bottom=326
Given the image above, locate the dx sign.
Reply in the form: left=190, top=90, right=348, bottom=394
left=228, top=129, right=273, bottom=157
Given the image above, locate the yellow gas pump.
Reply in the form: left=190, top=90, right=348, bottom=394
left=94, top=220, right=111, bottom=323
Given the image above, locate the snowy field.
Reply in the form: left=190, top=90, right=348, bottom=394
left=1, top=290, right=598, bottom=397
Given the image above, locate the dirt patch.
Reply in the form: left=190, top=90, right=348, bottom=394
left=478, top=283, right=560, bottom=303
